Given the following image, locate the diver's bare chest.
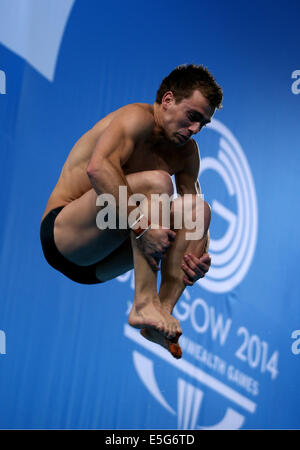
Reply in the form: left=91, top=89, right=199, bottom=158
left=122, top=142, right=181, bottom=176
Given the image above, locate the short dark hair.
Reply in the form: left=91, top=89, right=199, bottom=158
left=156, top=64, right=223, bottom=109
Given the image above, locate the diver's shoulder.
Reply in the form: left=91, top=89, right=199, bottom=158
left=184, top=138, right=200, bottom=157
left=117, top=103, right=155, bottom=135
left=121, top=102, right=154, bottom=121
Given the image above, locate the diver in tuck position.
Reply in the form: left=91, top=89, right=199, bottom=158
left=40, top=64, right=223, bottom=358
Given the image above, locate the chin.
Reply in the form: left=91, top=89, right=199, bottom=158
left=176, top=135, right=189, bottom=147
left=169, top=133, right=182, bottom=146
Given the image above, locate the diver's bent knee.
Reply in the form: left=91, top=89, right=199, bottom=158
left=145, top=170, right=174, bottom=196
left=170, top=195, right=211, bottom=233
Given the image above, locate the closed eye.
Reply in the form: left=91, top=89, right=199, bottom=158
left=187, top=111, right=210, bottom=127
left=187, top=112, right=198, bottom=122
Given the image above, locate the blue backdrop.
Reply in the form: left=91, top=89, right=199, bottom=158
left=0, top=0, right=299, bottom=429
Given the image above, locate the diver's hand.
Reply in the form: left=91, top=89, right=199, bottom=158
left=135, top=228, right=176, bottom=271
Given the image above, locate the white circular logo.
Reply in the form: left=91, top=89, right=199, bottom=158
left=198, top=119, right=258, bottom=293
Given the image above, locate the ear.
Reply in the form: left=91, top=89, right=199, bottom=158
left=161, top=91, right=175, bottom=109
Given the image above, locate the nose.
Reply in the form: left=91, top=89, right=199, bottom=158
left=188, top=122, right=201, bottom=134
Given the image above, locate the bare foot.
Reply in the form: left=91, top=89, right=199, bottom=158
left=140, top=328, right=182, bottom=359
left=128, top=300, right=170, bottom=336
left=159, top=307, right=182, bottom=338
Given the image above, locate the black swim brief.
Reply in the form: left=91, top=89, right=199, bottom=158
left=40, top=206, right=102, bottom=284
